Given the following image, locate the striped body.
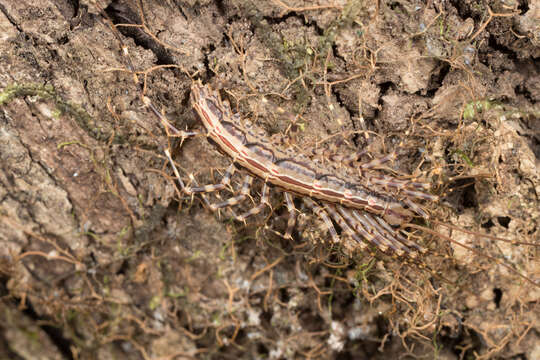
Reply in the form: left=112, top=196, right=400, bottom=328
left=191, top=81, right=436, bottom=226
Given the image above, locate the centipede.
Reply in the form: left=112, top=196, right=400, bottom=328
left=165, top=82, right=439, bottom=259
left=141, top=80, right=535, bottom=287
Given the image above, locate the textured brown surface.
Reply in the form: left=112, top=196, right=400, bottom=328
left=0, top=1, right=538, bottom=359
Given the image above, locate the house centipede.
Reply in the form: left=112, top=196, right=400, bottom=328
left=151, top=81, right=537, bottom=287
left=101, top=0, right=539, bottom=291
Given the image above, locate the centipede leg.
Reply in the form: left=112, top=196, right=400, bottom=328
left=336, top=207, right=388, bottom=255
left=403, top=198, right=430, bottom=218
left=351, top=210, right=412, bottom=258
left=359, top=153, right=437, bottom=202
left=324, top=205, right=368, bottom=251
left=364, top=212, right=423, bottom=259
left=281, top=192, right=297, bottom=240
left=373, top=215, right=428, bottom=255
left=165, top=151, right=258, bottom=219
left=236, top=182, right=271, bottom=222
left=185, top=164, right=235, bottom=194
left=208, top=175, right=253, bottom=212
left=338, top=206, right=414, bottom=258
left=261, top=191, right=296, bottom=240
left=164, top=149, right=221, bottom=208
left=317, top=149, right=368, bottom=168
left=303, top=198, right=339, bottom=243
left=143, top=98, right=199, bottom=141
left=360, top=152, right=397, bottom=170
left=368, top=175, right=432, bottom=193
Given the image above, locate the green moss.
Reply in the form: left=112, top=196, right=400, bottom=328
left=148, top=294, right=162, bottom=310
left=352, top=258, right=376, bottom=289
left=463, top=99, right=496, bottom=120
left=167, top=287, right=188, bottom=298
left=451, top=149, right=474, bottom=167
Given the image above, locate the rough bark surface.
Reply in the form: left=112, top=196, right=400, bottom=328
left=0, top=1, right=538, bottom=359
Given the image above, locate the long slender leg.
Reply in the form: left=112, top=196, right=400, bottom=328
left=401, top=188, right=438, bottom=201
left=336, top=207, right=390, bottom=254
left=337, top=206, right=418, bottom=259
left=350, top=210, right=407, bottom=257
left=144, top=98, right=199, bottom=140
left=359, top=154, right=437, bottom=203
left=236, top=182, right=271, bottom=222
left=369, top=175, right=432, bottom=192
left=143, top=87, right=243, bottom=211
left=361, top=213, right=420, bottom=259
left=303, top=198, right=339, bottom=243
left=403, top=198, right=429, bottom=218
left=342, top=209, right=441, bottom=278
left=185, top=164, right=235, bottom=194
left=364, top=174, right=437, bottom=206
left=164, top=149, right=188, bottom=193
left=314, top=149, right=369, bottom=168
left=374, top=215, right=428, bottom=254
left=360, top=152, right=397, bottom=169
left=324, top=205, right=368, bottom=251
left=337, top=150, right=368, bottom=165
left=165, top=149, right=217, bottom=208
left=208, top=175, right=253, bottom=211
left=283, top=192, right=297, bottom=240
left=165, top=149, right=227, bottom=198
left=165, top=150, right=251, bottom=216
left=358, top=152, right=436, bottom=199
left=261, top=191, right=296, bottom=240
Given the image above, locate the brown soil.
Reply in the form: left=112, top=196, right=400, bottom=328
left=0, top=1, right=538, bottom=359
